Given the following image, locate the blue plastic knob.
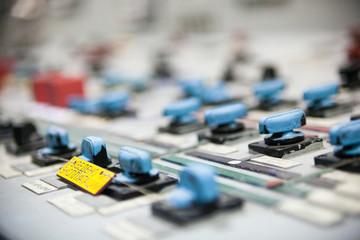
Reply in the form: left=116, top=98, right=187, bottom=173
left=169, top=164, right=219, bottom=209
left=164, top=97, right=201, bottom=125
left=99, top=91, right=130, bottom=114
left=101, top=70, right=123, bottom=87
left=329, top=119, right=360, bottom=157
left=114, top=146, right=159, bottom=184
left=259, top=109, right=306, bottom=144
left=78, top=136, right=111, bottom=167
left=41, top=125, right=76, bottom=155
left=303, top=83, right=339, bottom=110
left=205, top=102, right=247, bottom=126
left=253, top=79, right=285, bottom=105
left=69, top=98, right=102, bottom=114
left=201, top=83, right=231, bottom=104
left=179, top=79, right=204, bottom=97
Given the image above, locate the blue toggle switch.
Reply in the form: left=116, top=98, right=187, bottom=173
left=205, top=102, right=247, bottom=126
left=201, top=83, right=231, bottom=104
left=41, top=126, right=76, bottom=155
left=164, top=97, right=201, bottom=125
left=99, top=91, right=130, bottom=114
left=329, top=119, right=360, bottom=157
left=179, top=79, right=204, bottom=98
left=78, top=136, right=111, bottom=167
left=69, top=98, right=102, bottom=114
left=101, top=70, right=123, bottom=87
left=114, top=146, right=159, bottom=184
left=259, top=109, right=306, bottom=145
left=168, top=164, right=219, bottom=209
left=303, top=83, right=339, bottom=110
left=253, top=79, right=285, bottom=105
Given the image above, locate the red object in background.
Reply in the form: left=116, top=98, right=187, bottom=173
left=347, top=26, right=360, bottom=62
left=31, top=71, right=85, bottom=107
left=0, top=57, right=14, bottom=91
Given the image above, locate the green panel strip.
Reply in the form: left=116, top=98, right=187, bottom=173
left=219, top=184, right=279, bottom=207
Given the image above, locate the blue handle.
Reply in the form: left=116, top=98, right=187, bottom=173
left=201, top=83, right=231, bottom=104
left=164, top=97, right=201, bottom=124
left=118, top=146, right=152, bottom=174
left=330, top=119, right=360, bottom=157
left=78, top=136, right=111, bottom=167
left=99, top=91, right=130, bottom=114
left=253, top=79, right=285, bottom=104
left=205, top=102, right=247, bottom=126
left=114, top=146, right=159, bottom=184
left=259, top=109, right=306, bottom=134
left=179, top=79, right=204, bottom=97
left=41, top=125, right=76, bottom=155
left=169, top=164, right=219, bottom=209
left=303, top=83, right=338, bottom=110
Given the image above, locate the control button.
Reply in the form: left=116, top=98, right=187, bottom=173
left=259, top=109, right=305, bottom=145
left=205, top=102, right=247, bottom=127
left=41, top=125, right=76, bottom=155
left=164, top=97, right=201, bottom=125
left=253, top=79, right=285, bottom=106
left=168, top=164, right=219, bottom=209
left=78, top=136, right=111, bottom=167
left=114, top=146, right=159, bottom=184
left=303, top=83, right=338, bottom=111
left=330, top=120, right=360, bottom=157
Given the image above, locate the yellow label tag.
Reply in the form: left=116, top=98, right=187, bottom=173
left=57, top=157, right=115, bottom=195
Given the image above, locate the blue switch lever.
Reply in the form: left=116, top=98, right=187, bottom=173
left=164, top=97, right=201, bottom=125
left=329, top=119, right=360, bottom=157
left=69, top=99, right=102, bottom=114
left=114, top=146, right=159, bottom=184
left=41, top=126, right=76, bottom=155
left=303, top=83, right=339, bottom=110
left=259, top=109, right=306, bottom=145
left=169, top=164, right=219, bottom=209
left=99, top=91, right=130, bottom=114
left=78, top=136, right=111, bottom=167
left=201, top=83, right=231, bottom=104
left=205, top=102, right=247, bottom=126
left=179, top=79, right=204, bottom=97
left=253, top=79, right=285, bottom=105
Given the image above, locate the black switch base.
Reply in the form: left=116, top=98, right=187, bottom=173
left=159, top=122, right=206, bottom=135
left=306, top=104, right=353, bottom=118
left=198, top=129, right=258, bottom=144
left=152, top=194, right=243, bottom=225
left=314, top=152, right=360, bottom=173
left=6, top=140, right=47, bottom=155
left=98, top=109, right=136, bottom=119
left=32, top=149, right=81, bottom=166
left=255, top=100, right=297, bottom=112
left=248, top=137, right=323, bottom=158
left=104, top=173, right=177, bottom=200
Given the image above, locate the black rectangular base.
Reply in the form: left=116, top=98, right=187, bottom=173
left=103, top=173, right=177, bottom=200
left=306, top=104, right=353, bottom=118
left=98, top=109, right=136, bottom=119
left=186, top=150, right=300, bottom=180
left=31, top=149, right=81, bottom=166
left=5, top=140, right=47, bottom=155
left=152, top=194, right=243, bottom=225
left=248, top=137, right=323, bottom=158
left=255, top=100, right=297, bottom=112
left=205, top=97, right=243, bottom=107
left=198, top=129, right=258, bottom=145
left=159, top=122, right=206, bottom=134
left=314, top=152, right=360, bottom=173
